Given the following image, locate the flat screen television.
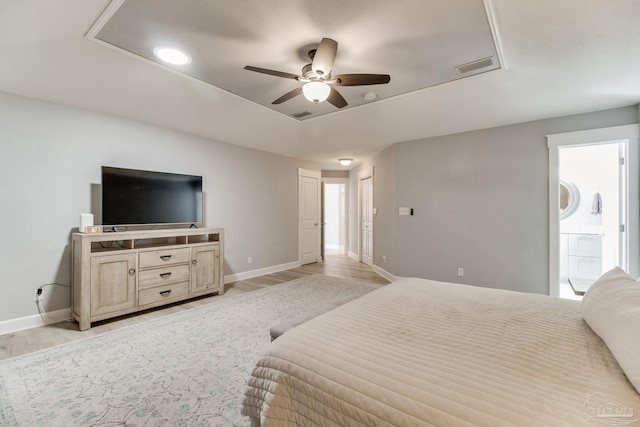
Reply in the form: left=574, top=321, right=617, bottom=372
left=101, top=166, right=203, bottom=227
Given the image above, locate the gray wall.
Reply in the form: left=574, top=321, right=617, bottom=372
left=0, top=91, right=318, bottom=323
left=365, top=105, right=639, bottom=294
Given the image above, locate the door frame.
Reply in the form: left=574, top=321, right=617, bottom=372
left=298, top=168, right=321, bottom=265
left=547, top=124, right=639, bottom=297
left=358, top=167, right=374, bottom=265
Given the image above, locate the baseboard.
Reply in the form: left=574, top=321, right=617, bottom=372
left=0, top=308, right=72, bottom=335
left=2, top=259, right=357, bottom=335
left=372, top=264, right=399, bottom=282
left=224, top=260, right=302, bottom=284
left=347, top=251, right=359, bottom=261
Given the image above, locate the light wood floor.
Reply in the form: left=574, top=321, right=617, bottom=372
left=0, top=254, right=389, bottom=361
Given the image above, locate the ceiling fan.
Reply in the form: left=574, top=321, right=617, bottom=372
left=244, top=38, right=391, bottom=109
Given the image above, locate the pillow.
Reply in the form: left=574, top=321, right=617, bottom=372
left=582, top=267, right=640, bottom=394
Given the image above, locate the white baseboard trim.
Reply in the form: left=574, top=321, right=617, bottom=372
left=224, top=260, right=302, bottom=284
left=347, top=251, right=359, bottom=261
left=0, top=308, right=72, bottom=335
left=372, top=264, right=399, bottom=282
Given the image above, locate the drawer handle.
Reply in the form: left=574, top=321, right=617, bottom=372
left=128, top=268, right=135, bottom=276
left=160, top=255, right=173, bottom=261
left=159, top=290, right=172, bottom=297
left=159, top=272, right=172, bottom=279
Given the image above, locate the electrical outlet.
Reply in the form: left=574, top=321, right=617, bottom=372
left=457, top=267, right=464, bottom=277
left=248, top=256, right=252, bottom=264
left=382, top=255, right=387, bottom=263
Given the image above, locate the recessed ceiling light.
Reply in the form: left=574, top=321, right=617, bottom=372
left=153, top=46, right=191, bottom=65
left=363, top=91, right=377, bottom=101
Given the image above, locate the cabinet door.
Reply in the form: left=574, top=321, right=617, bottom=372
left=191, top=245, right=220, bottom=294
left=90, top=253, right=137, bottom=317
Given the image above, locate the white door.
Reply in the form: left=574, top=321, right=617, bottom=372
left=361, top=176, right=373, bottom=266
left=299, top=169, right=321, bottom=265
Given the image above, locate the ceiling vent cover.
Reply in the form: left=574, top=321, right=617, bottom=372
left=455, top=57, right=494, bottom=74
left=291, top=111, right=312, bottom=119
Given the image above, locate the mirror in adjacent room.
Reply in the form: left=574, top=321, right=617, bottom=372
left=559, top=179, right=579, bottom=219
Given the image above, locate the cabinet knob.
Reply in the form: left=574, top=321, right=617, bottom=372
left=128, top=268, right=135, bottom=276
left=192, top=259, right=197, bottom=266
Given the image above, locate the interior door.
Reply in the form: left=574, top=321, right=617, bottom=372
left=299, top=170, right=321, bottom=265
left=320, top=181, right=325, bottom=261
left=361, top=176, right=373, bottom=266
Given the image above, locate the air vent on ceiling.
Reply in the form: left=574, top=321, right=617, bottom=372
left=291, top=111, right=312, bottom=119
left=455, top=57, right=494, bottom=75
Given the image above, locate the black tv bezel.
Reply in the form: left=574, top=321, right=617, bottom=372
left=101, top=166, right=203, bottom=228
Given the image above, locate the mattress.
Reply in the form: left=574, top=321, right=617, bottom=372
left=242, top=277, right=640, bottom=426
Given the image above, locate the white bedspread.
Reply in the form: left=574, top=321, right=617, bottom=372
left=242, top=278, right=640, bottom=426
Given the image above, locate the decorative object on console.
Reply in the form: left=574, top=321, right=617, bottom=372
left=79, top=213, right=93, bottom=233
left=85, top=225, right=103, bottom=234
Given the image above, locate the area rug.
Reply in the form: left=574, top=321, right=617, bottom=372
left=0, top=275, right=382, bottom=426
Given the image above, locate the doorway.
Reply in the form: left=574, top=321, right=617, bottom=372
left=558, top=142, right=626, bottom=299
left=323, top=179, right=348, bottom=256
left=547, top=124, right=639, bottom=298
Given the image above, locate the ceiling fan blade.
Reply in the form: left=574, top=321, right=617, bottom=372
left=334, top=74, right=391, bottom=86
left=244, top=65, right=299, bottom=80
left=327, top=87, right=348, bottom=109
left=312, top=38, right=338, bottom=77
left=272, top=87, right=303, bottom=104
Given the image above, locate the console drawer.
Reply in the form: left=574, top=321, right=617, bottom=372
left=138, top=264, right=190, bottom=289
left=139, top=248, right=190, bottom=268
left=138, top=281, right=189, bottom=307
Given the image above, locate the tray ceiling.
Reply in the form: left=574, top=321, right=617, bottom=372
left=90, top=0, right=502, bottom=121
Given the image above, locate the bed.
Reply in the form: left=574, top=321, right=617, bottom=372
left=242, top=269, right=640, bottom=426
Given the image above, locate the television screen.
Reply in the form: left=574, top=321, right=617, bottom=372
left=101, top=166, right=203, bottom=226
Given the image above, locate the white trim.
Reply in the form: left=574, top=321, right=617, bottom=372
left=547, top=124, right=639, bottom=297
left=372, top=264, right=399, bottom=282
left=0, top=308, right=72, bottom=335
left=483, top=0, right=508, bottom=70
left=297, top=168, right=321, bottom=178
left=348, top=250, right=359, bottom=261
left=547, top=124, right=640, bottom=148
left=224, top=260, right=302, bottom=284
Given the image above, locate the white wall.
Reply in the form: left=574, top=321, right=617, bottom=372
left=0, top=91, right=318, bottom=323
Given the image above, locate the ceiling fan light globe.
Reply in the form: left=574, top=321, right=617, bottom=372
left=303, top=81, right=330, bottom=103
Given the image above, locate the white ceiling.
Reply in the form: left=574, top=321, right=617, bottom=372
left=1, top=0, right=639, bottom=170
left=91, top=0, right=501, bottom=121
